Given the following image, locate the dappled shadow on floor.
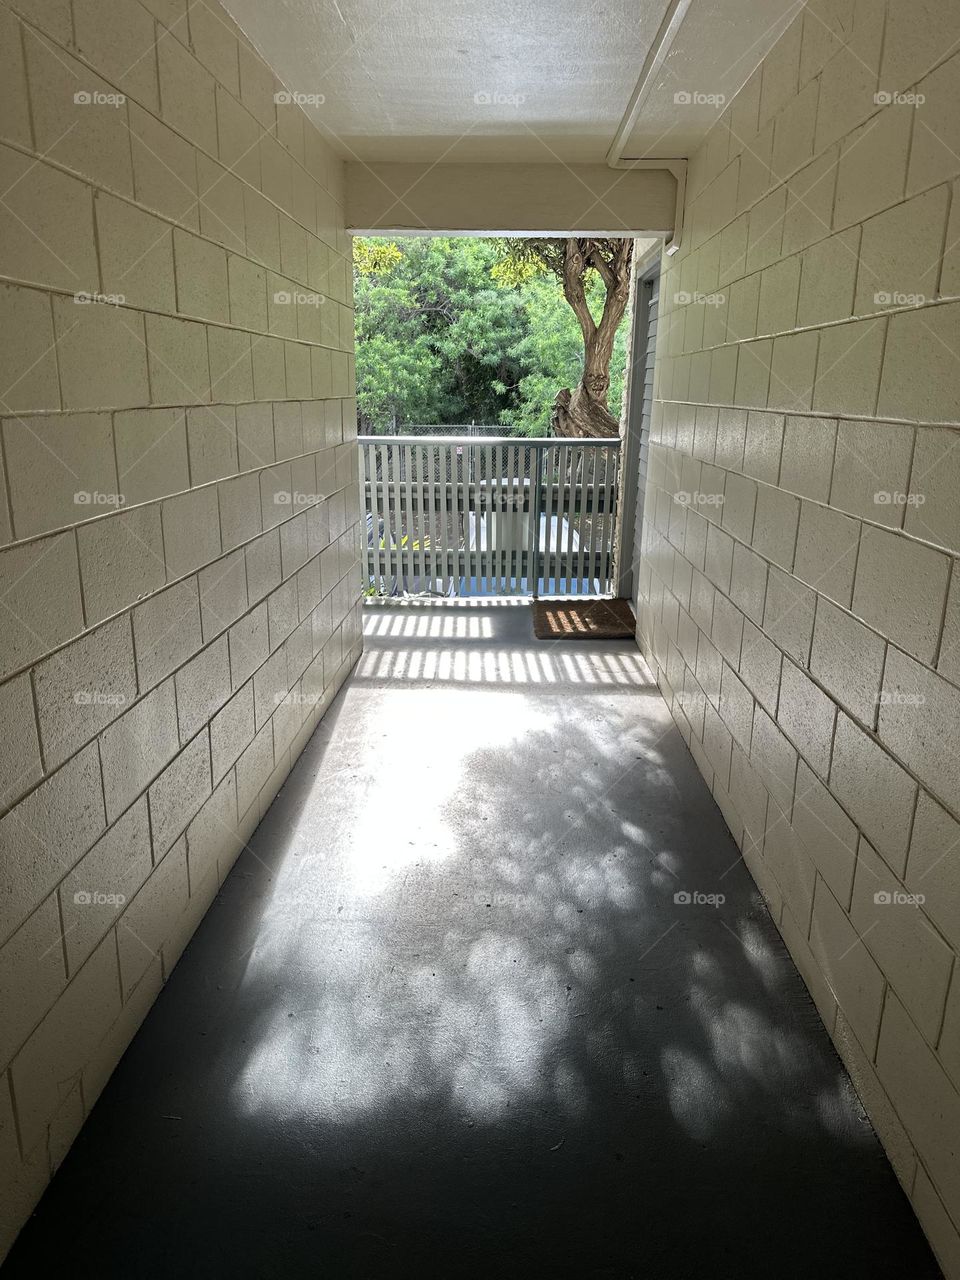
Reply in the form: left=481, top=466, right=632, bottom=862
left=4, top=607, right=939, bottom=1279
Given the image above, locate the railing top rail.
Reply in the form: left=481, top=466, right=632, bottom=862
left=357, top=434, right=622, bottom=448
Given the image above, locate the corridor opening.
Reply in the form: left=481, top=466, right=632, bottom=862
left=352, top=234, right=660, bottom=600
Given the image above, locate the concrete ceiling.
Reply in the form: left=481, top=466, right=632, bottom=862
left=222, top=0, right=801, bottom=164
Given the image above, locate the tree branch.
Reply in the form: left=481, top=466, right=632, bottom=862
left=595, top=240, right=633, bottom=356
left=562, top=238, right=596, bottom=344
left=584, top=241, right=615, bottom=291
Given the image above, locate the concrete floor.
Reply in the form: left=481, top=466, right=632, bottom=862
left=5, top=603, right=940, bottom=1279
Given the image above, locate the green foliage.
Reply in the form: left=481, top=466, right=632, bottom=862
left=353, top=236, right=526, bottom=431
left=353, top=239, right=404, bottom=275
left=353, top=236, right=630, bottom=435
left=491, top=237, right=568, bottom=282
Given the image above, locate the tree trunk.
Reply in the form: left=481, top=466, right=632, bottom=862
left=550, top=338, right=621, bottom=438
left=550, top=237, right=633, bottom=439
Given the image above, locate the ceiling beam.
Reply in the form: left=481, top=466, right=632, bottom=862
left=345, top=162, right=677, bottom=236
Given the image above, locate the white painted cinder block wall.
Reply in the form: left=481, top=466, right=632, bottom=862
left=637, top=1, right=960, bottom=1273
left=0, top=0, right=361, bottom=1254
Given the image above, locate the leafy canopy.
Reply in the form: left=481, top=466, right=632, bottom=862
left=353, top=236, right=630, bottom=436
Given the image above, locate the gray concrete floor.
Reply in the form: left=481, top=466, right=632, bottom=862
left=5, top=603, right=940, bottom=1278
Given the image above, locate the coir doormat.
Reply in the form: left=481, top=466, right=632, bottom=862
left=532, top=597, right=636, bottom=640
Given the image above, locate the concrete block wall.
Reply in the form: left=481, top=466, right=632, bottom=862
left=636, top=1, right=960, bottom=1274
left=0, top=0, right=361, bottom=1254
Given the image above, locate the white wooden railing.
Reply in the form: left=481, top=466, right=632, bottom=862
left=358, top=435, right=621, bottom=598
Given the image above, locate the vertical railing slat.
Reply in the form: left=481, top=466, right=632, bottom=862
left=479, top=442, right=485, bottom=592
left=481, top=445, right=490, bottom=596
left=376, top=441, right=386, bottom=594
left=573, top=445, right=582, bottom=594
left=515, top=443, right=523, bottom=594
left=487, top=444, right=495, bottom=595
left=605, top=446, right=616, bottom=593
left=583, top=445, right=599, bottom=593
left=545, top=442, right=552, bottom=596
left=556, top=443, right=566, bottom=594
left=606, top=445, right=619, bottom=593
left=418, top=443, right=425, bottom=589
left=407, top=442, right=417, bottom=586
left=526, top=443, right=538, bottom=597
left=564, top=444, right=577, bottom=595
left=495, top=444, right=504, bottom=594
left=586, top=447, right=600, bottom=597
left=562, top=444, right=569, bottom=594
left=461, top=442, right=469, bottom=592
left=503, top=444, right=511, bottom=594
left=584, top=447, right=594, bottom=595
left=388, top=442, right=398, bottom=590
left=418, top=443, right=427, bottom=589
left=368, top=442, right=378, bottom=592
left=589, top=446, right=600, bottom=596
left=358, top=442, right=369, bottom=589
left=379, top=443, right=387, bottom=590
left=416, top=442, right=424, bottom=588
left=605, top=446, right=616, bottom=592
left=367, top=442, right=379, bottom=593
left=428, top=442, right=438, bottom=592
left=552, top=445, right=560, bottom=593
left=499, top=445, right=506, bottom=593
left=430, top=441, right=442, bottom=594
left=382, top=443, right=393, bottom=591
left=437, top=440, right=447, bottom=593
left=443, top=442, right=453, bottom=591
left=423, top=443, right=434, bottom=592
left=394, top=443, right=406, bottom=590
left=381, top=442, right=391, bottom=591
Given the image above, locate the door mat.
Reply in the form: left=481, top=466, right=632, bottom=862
left=532, top=597, right=636, bottom=640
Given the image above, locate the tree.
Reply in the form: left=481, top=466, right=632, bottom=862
left=493, top=238, right=634, bottom=438
left=352, top=236, right=526, bottom=432
left=495, top=271, right=629, bottom=438
left=351, top=237, right=633, bottom=436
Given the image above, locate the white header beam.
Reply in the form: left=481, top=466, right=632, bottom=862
left=345, top=163, right=677, bottom=237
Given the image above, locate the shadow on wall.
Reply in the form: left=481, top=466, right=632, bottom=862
left=3, top=650, right=940, bottom=1279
